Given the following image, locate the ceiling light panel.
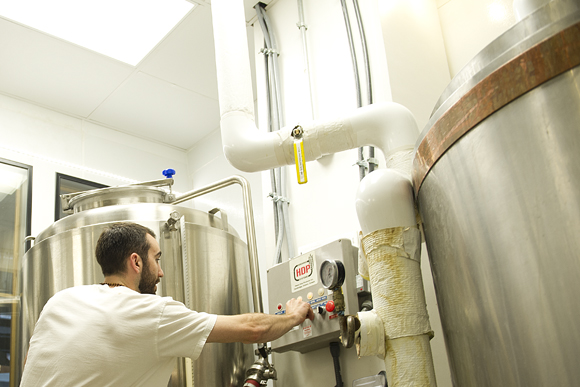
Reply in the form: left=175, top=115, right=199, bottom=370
left=0, top=0, right=195, bottom=66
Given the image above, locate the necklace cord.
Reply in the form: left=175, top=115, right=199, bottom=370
left=100, top=282, right=126, bottom=288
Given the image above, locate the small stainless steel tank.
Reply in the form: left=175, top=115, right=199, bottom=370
left=413, top=1, right=580, bottom=386
left=17, top=180, right=255, bottom=386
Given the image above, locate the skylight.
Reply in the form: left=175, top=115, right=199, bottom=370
left=0, top=0, right=195, bottom=66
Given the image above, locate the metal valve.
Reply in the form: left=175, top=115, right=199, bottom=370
left=165, top=211, right=181, bottom=231
left=291, top=125, right=304, bottom=138
left=244, top=346, right=277, bottom=387
left=339, top=315, right=360, bottom=348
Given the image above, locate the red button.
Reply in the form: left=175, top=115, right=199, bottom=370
left=326, top=301, right=335, bottom=312
left=277, top=303, right=282, bottom=310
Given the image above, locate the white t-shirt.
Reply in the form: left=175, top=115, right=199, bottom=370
left=20, top=284, right=217, bottom=387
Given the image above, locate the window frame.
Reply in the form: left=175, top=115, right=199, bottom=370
left=54, top=173, right=108, bottom=221
left=0, top=157, right=33, bottom=252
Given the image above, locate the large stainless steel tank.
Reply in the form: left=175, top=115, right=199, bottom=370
left=413, top=1, right=580, bottom=386
left=17, top=180, right=255, bottom=386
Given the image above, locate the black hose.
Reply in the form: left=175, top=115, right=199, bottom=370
left=329, top=342, right=344, bottom=387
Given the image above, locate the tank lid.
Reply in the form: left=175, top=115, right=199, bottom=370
left=62, top=183, right=176, bottom=214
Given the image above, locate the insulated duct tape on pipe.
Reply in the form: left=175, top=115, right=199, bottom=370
left=361, top=226, right=436, bottom=387
left=356, top=309, right=385, bottom=358
left=361, top=227, right=431, bottom=339
left=386, top=335, right=435, bottom=387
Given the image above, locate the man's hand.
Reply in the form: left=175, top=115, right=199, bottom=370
left=208, top=296, right=315, bottom=344
left=285, top=297, right=314, bottom=325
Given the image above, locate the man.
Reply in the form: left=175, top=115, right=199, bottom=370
left=20, top=222, right=313, bottom=386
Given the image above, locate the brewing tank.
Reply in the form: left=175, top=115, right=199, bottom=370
left=17, top=182, right=255, bottom=386
left=413, top=1, right=580, bottom=386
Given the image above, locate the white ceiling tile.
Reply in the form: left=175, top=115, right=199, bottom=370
left=139, top=5, right=219, bottom=100
left=89, top=71, right=220, bottom=150
left=0, top=2, right=261, bottom=151
left=0, top=18, right=134, bottom=117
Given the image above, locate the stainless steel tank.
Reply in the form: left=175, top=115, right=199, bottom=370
left=413, top=1, right=580, bottom=386
left=17, top=178, right=256, bottom=386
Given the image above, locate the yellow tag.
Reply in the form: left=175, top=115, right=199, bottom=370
left=293, top=138, right=308, bottom=184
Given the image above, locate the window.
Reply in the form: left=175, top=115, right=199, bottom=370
left=0, top=158, right=32, bottom=387
left=55, top=173, right=108, bottom=221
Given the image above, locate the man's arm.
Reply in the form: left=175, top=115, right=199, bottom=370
left=207, top=297, right=314, bottom=344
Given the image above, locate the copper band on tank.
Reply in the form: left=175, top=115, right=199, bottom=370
left=413, top=21, right=580, bottom=195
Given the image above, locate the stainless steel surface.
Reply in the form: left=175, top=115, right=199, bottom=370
left=172, top=176, right=263, bottom=318
left=66, top=186, right=172, bottom=213
left=35, top=202, right=234, bottom=242
left=413, top=1, right=580, bottom=192
left=178, top=222, right=254, bottom=386
left=415, top=2, right=580, bottom=385
left=60, top=178, right=175, bottom=213
left=267, top=239, right=359, bottom=353
left=19, top=190, right=254, bottom=386
left=340, top=315, right=358, bottom=349
left=423, top=0, right=579, bottom=134
left=209, top=207, right=228, bottom=232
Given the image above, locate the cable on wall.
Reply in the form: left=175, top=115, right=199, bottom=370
left=255, top=3, right=296, bottom=265
left=340, top=0, right=377, bottom=179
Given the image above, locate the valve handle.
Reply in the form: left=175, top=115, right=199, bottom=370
left=162, top=169, right=176, bottom=178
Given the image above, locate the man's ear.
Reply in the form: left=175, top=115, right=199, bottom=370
left=129, top=253, right=142, bottom=273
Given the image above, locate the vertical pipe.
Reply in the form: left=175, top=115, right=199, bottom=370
left=256, top=3, right=295, bottom=261
left=351, top=0, right=376, bottom=173
left=297, top=0, right=315, bottom=120
left=339, top=0, right=366, bottom=180
left=352, top=0, right=372, bottom=106
left=261, top=7, right=285, bottom=129
left=357, top=163, right=437, bottom=386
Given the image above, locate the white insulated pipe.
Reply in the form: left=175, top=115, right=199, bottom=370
left=356, top=156, right=437, bottom=386
left=211, top=0, right=417, bottom=173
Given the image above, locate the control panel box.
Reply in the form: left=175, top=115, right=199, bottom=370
left=267, top=239, right=359, bottom=353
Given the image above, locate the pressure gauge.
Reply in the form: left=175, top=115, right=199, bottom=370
left=319, top=259, right=345, bottom=289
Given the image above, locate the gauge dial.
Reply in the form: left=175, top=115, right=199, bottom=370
left=319, top=259, right=345, bottom=289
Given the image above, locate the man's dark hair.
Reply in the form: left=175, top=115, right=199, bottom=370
left=96, top=222, right=156, bottom=276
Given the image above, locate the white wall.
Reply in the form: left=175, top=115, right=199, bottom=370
left=437, top=0, right=517, bottom=77
left=0, top=93, right=191, bottom=238
left=379, top=0, right=451, bottom=131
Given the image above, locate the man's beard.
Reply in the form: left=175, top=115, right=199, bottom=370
left=139, top=258, right=159, bottom=294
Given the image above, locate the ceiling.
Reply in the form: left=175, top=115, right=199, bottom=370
left=0, top=0, right=265, bottom=151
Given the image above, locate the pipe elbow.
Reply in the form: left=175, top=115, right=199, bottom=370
left=355, top=168, right=416, bottom=234
left=350, top=102, right=419, bottom=157
left=221, top=111, right=291, bottom=172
